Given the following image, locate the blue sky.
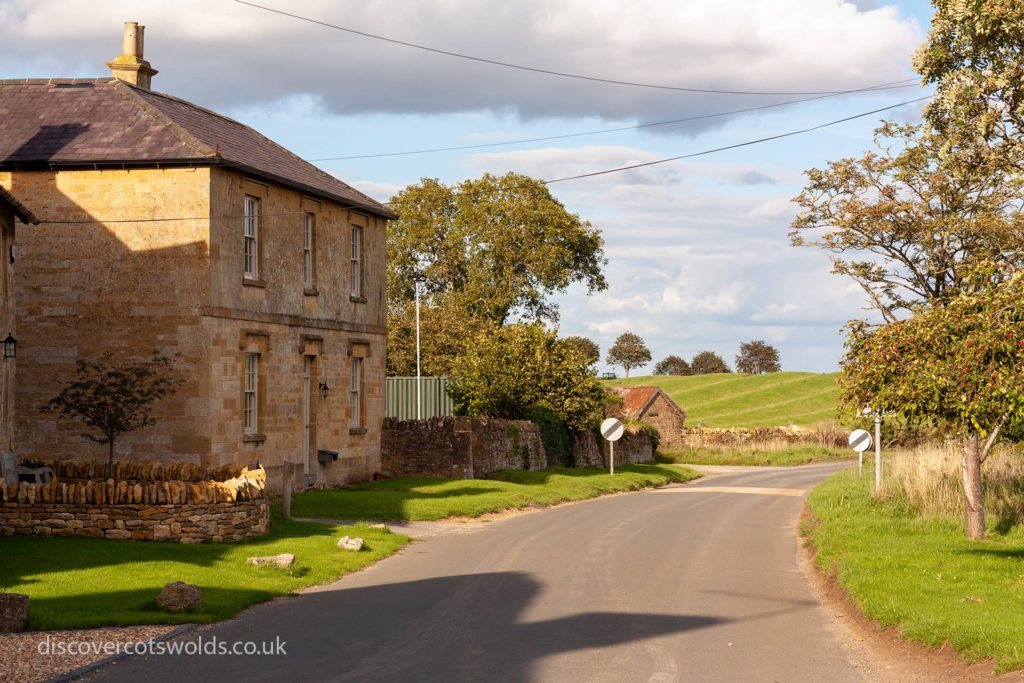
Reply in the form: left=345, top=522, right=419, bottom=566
left=0, top=0, right=939, bottom=373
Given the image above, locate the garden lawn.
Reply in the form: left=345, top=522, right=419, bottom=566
left=805, top=470, right=1024, bottom=673
left=0, top=515, right=408, bottom=630
left=291, top=465, right=701, bottom=521
left=658, top=446, right=853, bottom=467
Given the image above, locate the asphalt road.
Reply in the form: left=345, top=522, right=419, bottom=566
left=91, top=463, right=866, bottom=682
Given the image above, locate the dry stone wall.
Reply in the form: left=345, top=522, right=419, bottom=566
left=381, top=417, right=545, bottom=479
left=572, top=428, right=655, bottom=468
left=0, top=462, right=268, bottom=542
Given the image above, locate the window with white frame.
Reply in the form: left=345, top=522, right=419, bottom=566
left=303, top=212, right=315, bottom=290
left=244, top=352, right=259, bottom=434
left=350, top=225, right=363, bottom=298
left=244, top=195, right=260, bottom=279
left=350, top=357, right=362, bottom=428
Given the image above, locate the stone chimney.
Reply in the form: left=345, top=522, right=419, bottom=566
left=106, top=21, right=158, bottom=90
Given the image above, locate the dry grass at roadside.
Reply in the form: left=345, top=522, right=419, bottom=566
left=882, top=444, right=1024, bottom=529
left=658, top=440, right=852, bottom=467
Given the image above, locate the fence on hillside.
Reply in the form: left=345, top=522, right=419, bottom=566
left=385, top=376, right=455, bottom=421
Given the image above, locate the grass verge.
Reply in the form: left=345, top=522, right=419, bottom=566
left=0, top=514, right=409, bottom=630
left=291, top=464, right=701, bottom=521
left=804, top=470, right=1024, bottom=673
left=658, top=445, right=852, bottom=467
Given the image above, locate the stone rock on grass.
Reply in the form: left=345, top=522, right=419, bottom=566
left=368, top=523, right=389, bottom=531
left=0, top=593, right=28, bottom=632
left=156, top=582, right=202, bottom=613
left=246, top=553, right=295, bottom=569
left=337, top=536, right=364, bottom=551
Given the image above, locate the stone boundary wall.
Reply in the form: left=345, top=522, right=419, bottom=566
left=382, top=417, right=546, bottom=479
left=673, top=426, right=845, bottom=449
left=572, top=429, right=655, bottom=468
left=0, top=463, right=268, bottom=542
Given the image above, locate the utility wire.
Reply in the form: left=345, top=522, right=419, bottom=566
left=310, top=80, right=921, bottom=161
left=38, top=96, right=930, bottom=224
left=232, top=0, right=920, bottom=97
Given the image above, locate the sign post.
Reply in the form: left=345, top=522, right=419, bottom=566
left=600, top=418, right=625, bottom=475
left=848, top=428, right=872, bottom=477
left=873, top=410, right=883, bottom=493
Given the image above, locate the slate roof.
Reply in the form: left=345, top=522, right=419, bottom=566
left=0, top=78, right=395, bottom=218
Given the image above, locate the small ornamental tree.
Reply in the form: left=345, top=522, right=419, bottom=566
left=654, top=355, right=691, bottom=376
left=840, top=265, right=1024, bottom=540
left=690, top=351, right=730, bottom=375
left=447, top=323, right=605, bottom=431
left=735, top=340, right=781, bottom=374
left=607, top=332, right=651, bottom=378
left=45, top=352, right=181, bottom=479
left=561, top=335, right=601, bottom=366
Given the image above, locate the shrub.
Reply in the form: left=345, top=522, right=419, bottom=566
left=527, top=405, right=574, bottom=468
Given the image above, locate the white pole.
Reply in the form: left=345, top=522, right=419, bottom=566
left=859, top=451, right=863, bottom=478
left=610, top=441, right=615, bottom=476
left=415, top=281, right=422, bottom=420
left=874, top=411, right=882, bottom=492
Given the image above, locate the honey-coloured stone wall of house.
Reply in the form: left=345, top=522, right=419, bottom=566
left=0, top=168, right=213, bottom=465
left=636, top=393, right=688, bottom=450
left=0, top=203, right=17, bottom=451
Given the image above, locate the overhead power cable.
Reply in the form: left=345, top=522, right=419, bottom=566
left=309, top=80, right=920, bottom=161
left=232, top=0, right=920, bottom=97
left=38, top=96, right=930, bottom=225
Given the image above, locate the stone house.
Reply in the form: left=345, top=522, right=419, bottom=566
left=607, top=386, right=688, bottom=451
left=0, top=187, right=38, bottom=452
left=0, top=22, right=395, bottom=490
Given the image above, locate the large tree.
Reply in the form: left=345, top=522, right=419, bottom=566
left=607, top=332, right=651, bottom=378
left=653, top=354, right=691, bottom=376
left=791, top=122, right=1024, bottom=322
left=690, top=351, right=730, bottom=375
left=447, top=324, right=605, bottom=431
left=561, top=335, right=600, bottom=366
left=387, top=173, right=607, bottom=325
left=386, top=300, right=493, bottom=377
left=914, top=1, right=1024, bottom=161
left=735, top=340, right=781, bottom=374
left=841, top=264, right=1024, bottom=540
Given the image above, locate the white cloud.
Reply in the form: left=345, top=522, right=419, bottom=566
left=0, top=0, right=922, bottom=127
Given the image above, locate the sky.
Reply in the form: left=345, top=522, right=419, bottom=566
left=0, top=0, right=939, bottom=374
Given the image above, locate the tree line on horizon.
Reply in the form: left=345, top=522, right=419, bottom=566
left=598, top=332, right=781, bottom=378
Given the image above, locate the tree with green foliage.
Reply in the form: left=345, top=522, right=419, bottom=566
left=653, top=355, right=690, bottom=376
left=561, top=335, right=600, bottom=366
left=387, top=173, right=607, bottom=325
left=386, top=300, right=493, bottom=377
left=841, top=264, right=1024, bottom=540
left=447, top=323, right=606, bottom=431
left=45, top=352, right=181, bottom=479
left=690, top=351, right=730, bottom=375
left=735, top=340, right=781, bottom=374
left=791, top=122, right=1024, bottom=322
left=914, top=0, right=1024, bottom=163
left=607, top=332, right=651, bottom=378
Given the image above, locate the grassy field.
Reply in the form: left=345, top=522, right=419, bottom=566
left=658, top=445, right=852, bottom=467
left=805, top=470, right=1024, bottom=673
left=604, top=371, right=839, bottom=427
left=0, top=515, right=408, bottom=630
left=291, top=465, right=701, bottom=521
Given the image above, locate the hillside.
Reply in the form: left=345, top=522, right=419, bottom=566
left=603, top=371, right=839, bottom=428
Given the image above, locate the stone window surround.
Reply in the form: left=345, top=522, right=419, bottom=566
left=242, top=178, right=269, bottom=288
left=348, top=340, right=370, bottom=435
left=240, top=330, right=270, bottom=444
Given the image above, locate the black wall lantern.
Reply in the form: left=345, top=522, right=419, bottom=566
left=318, top=382, right=330, bottom=399
left=2, top=334, right=15, bottom=359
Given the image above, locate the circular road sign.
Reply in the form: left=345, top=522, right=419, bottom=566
left=600, top=418, right=624, bottom=442
left=848, top=429, right=873, bottom=453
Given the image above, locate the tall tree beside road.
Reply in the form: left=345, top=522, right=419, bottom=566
left=791, top=122, right=1024, bottom=322
left=653, top=355, right=691, bottom=376
left=387, top=173, right=607, bottom=325
left=840, top=264, right=1024, bottom=540
left=735, top=340, right=781, bottom=374
left=690, top=351, right=730, bottom=375
left=607, top=332, right=651, bottom=378
left=562, top=335, right=601, bottom=366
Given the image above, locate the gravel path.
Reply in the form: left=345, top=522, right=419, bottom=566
left=0, top=625, right=178, bottom=683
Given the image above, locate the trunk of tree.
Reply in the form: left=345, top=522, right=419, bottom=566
left=962, top=434, right=985, bottom=540
left=107, top=439, right=115, bottom=481
left=624, top=368, right=629, bottom=379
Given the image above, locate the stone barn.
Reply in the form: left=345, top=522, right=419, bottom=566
left=608, top=386, right=688, bottom=451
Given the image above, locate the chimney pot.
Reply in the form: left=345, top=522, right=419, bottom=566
left=107, top=20, right=157, bottom=90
